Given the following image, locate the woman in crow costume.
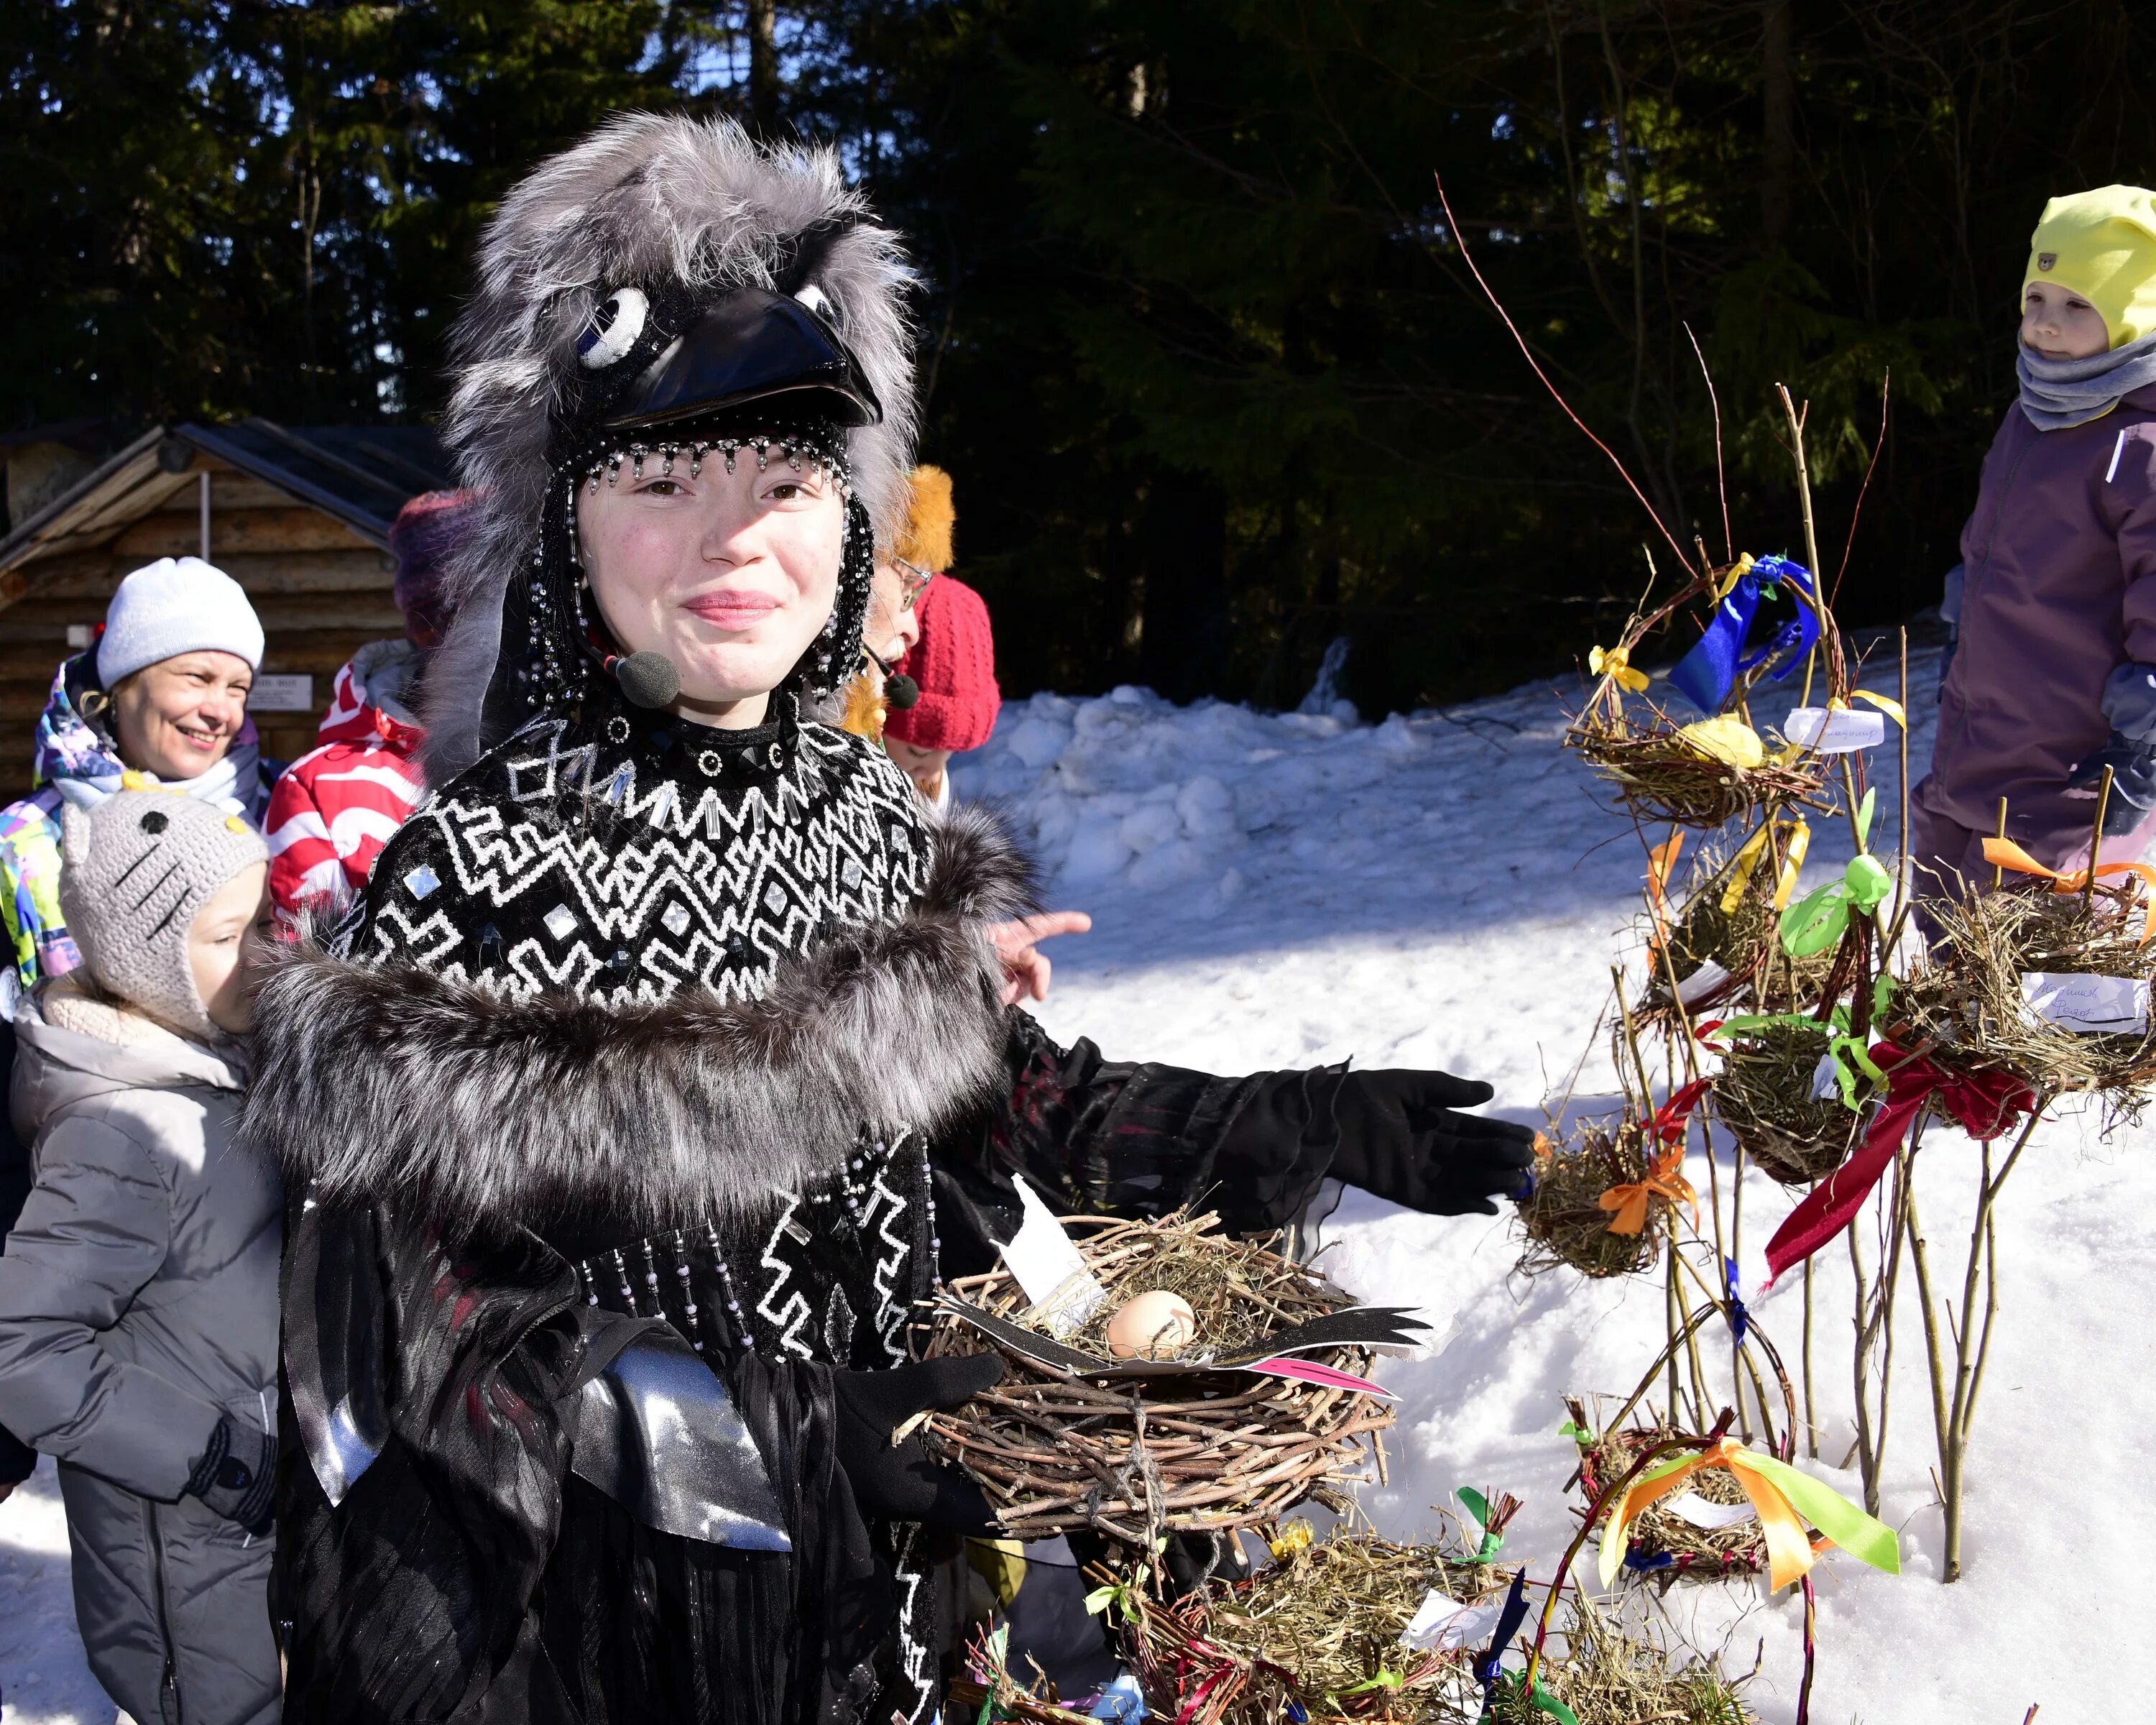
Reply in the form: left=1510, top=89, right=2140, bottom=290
left=244, top=114, right=1537, bottom=1725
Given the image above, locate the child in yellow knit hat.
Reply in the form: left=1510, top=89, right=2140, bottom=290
left=1915, top=185, right=2156, bottom=898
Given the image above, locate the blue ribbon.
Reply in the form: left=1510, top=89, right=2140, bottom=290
left=1623, top=1546, right=1677, bottom=1573
left=1723, top=1256, right=1750, bottom=1346
left=1474, top=1570, right=1531, bottom=1713
left=1669, top=556, right=1821, bottom=713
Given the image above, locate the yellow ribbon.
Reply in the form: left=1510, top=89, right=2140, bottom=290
left=1981, top=838, right=2156, bottom=942
left=1845, top=689, right=1907, bottom=730
left=1590, top=644, right=1650, bottom=693
left=1713, top=553, right=1756, bottom=599
left=1717, top=817, right=1810, bottom=916
left=1597, top=1144, right=1699, bottom=1236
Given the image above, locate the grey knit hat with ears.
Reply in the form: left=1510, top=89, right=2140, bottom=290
left=58, top=791, right=269, bottom=1041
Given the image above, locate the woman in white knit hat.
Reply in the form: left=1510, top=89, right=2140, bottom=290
left=0, top=556, right=268, bottom=997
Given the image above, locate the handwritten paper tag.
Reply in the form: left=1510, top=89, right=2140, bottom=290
left=2019, top=972, right=2150, bottom=1036
left=1660, top=1491, right=1759, bottom=1531
left=1002, top=1179, right=1109, bottom=1337
left=1676, top=960, right=1732, bottom=1006
left=1399, top=1591, right=1503, bottom=1652
left=1784, top=707, right=1886, bottom=754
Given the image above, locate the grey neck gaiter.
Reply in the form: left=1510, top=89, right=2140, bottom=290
left=2017, top=330, right=2156, bottom=431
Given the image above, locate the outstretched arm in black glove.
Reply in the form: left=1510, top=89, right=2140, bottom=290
left=831, top=1354, right=1005, bottom=1536
left=1218, top=1067, right=1539, bottom=1217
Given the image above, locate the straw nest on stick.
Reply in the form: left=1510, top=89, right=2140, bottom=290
left=915, top=1213, right=1395, bottom=1544
left=1898, top=880, right=2156, bottom=1104
left=1515, top=1117, right=1665, bottom=1280
left=1101, top=1530, right=1755, bottom=1725
left=1565, top=712, right=1829, bottom=832
left=1484, top=1596, right=1756, bottom=1725
left=1710, top=1019, right=1869, bottom=1186
left=1574, top=1425, right=1768, bottom=1589
left=1118, top=1524, right=1502, bottom=1725
left=1647, top=856, right=1834, bottom=1023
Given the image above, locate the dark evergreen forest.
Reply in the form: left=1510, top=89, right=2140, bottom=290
left=4, top=1, right=2150, bottom=711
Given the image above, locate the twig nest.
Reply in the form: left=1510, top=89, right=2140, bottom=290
left=1105, top=1289, right=1198, bottom=1358
left=1515, top=1116, right=1665, bottom=1279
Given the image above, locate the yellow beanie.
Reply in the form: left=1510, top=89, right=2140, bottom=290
left=2024, top=185, right=2156, bottom=348
left=895, top=465, right=955, bottom=571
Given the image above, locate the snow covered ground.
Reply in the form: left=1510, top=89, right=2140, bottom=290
left=4, top=640, right=2149, bottom=1721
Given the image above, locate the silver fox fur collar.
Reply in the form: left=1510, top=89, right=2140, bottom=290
left=423, top=113, right=918, bottom=781
left=242, top=807, right=1035, bottom=1233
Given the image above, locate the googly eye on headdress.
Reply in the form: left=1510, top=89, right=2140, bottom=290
left=793, top=282, right=834, bottom=322
left=577, top=286, right=650, bottom=371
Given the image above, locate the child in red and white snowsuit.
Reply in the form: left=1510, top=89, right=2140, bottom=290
left=265, top=490, right=471, bottom=916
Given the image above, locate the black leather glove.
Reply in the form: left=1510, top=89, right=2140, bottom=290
left=183, top=1414, right=276, bottom=1536
left=2065, top=731, right=2156, bottom=836
left=832, top=1354, right=1005, bottom=1535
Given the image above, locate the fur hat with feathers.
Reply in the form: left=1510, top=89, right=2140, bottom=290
left=423, top=113, right=919, bottom=781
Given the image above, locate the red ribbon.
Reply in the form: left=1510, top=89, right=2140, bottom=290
left=1650, top=1077, right=1714, bottom=1143
left=1763, top=1044, right=2034, bottom=1285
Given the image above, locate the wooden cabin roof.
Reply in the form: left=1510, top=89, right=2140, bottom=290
left=0, top=421, right=453, bottom=790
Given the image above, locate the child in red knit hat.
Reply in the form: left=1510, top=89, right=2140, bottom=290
left=883, top=574, right=1001, bottom=810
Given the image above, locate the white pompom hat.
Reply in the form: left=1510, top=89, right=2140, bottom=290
left=96, top=557, right=265, bottom=689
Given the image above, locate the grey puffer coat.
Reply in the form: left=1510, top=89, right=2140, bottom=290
left=0, top=982, right=280, bottom=1725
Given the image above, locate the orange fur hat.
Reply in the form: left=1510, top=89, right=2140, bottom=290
left=895, top=465, right=956, bottom=571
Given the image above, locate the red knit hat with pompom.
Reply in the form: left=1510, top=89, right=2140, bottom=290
left=883, top=575, right=1000, bottom=753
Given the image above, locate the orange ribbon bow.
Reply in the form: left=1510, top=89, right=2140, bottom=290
left=1598, top=1143, right=1699, bottom=1236
left=1982, top=836, right=2156, bottom=903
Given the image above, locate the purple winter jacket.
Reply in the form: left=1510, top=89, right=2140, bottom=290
left=1916, top=382, right=2156, bottom=873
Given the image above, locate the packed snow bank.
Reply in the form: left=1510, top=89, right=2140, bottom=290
left=4, top=650, right=2148, bottom=1721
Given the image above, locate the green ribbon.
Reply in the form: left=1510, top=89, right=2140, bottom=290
left=1337, top=1670, right=1405, bottom=1697
left=1457, top=1487, right=1506, bottom=1560
left=1706, top=1011, right=1883, bottom=1111
left=1556, top=1420, right=1592, bottom=1443
left=1779, top=851, right=1894, bottom=958
left=1496, top=1670, right=1580, bottom=1725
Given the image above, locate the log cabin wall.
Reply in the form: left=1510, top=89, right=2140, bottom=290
left=0, top=445, right=410, bottom=793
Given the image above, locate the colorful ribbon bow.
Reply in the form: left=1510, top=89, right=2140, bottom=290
left=1590, top=643, right=1651, bottom=693
left=1598, top=1436, right=1901, bottom=1593
left=1598, top=1083, right=1705, bottom=1239
left=1983, top=837, right=2156, bottom=940
left=1764, top=1042, right=2036, bottom=1284
left=1779, top=852, right=1893, bottom=957
left=1669, top=553, right=1821, bottom=714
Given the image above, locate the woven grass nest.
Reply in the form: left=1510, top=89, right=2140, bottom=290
left=915, top=1213, right=1397, bottom=1543
left=1515, top=1117, right=1664, bottom=1280
left=1648, top=860, right=1835, bottom=1022
left=1565, top=712, right=1828, bottom=831
left=1577, top=1426, right=1768, bottom=1591
left=1102, top=1529, right=1754, bottom=1725
left=1899, top=880, right=2156, bottom=1103
left=1710, top=1020, right=1868, bottom=1186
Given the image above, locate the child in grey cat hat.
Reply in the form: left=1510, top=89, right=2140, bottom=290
left=0, top=788, right=282, bottom=1725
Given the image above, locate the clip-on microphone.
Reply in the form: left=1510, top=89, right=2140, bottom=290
left=866, top=647, right=918, bottom=709
left=581, top=633, right=681, bottom=710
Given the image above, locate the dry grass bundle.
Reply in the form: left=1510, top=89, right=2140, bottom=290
left=1105, top=1532, right=1755, bottom=1725
left=916, top=1213, right=1394, bottom=1543
left=1899, top=880, right=2156, bottom=1102
left=1485, top=1596, right=1756, bottom=1725
left=1710, top=1020, right=1867, bottom=1186
left=1565, top=713, right=1828, bottom=831
left=1515, top=1118, right=1664, bottom=1279
left=1575, top=1425, right=1766, bottom=1588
